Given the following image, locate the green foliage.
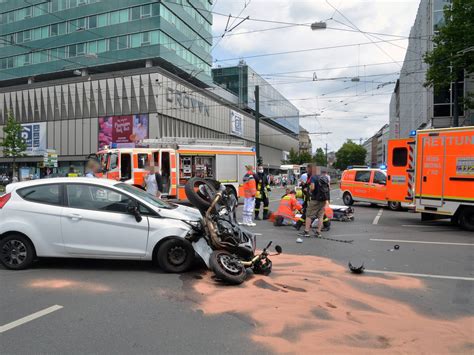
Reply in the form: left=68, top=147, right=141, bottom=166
left=313, top=147, right=327, bottom=166
left=334, top=140, right=367, bottom=170
left=424, top=0, right=474, bottom=108
left=1, top=112, right=27, bottom=157
left=284, top=148, right=313, bottom=165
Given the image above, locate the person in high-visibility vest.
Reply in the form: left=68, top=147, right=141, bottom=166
left=67, top=166, right=79, bottom=177
left=273, top=189, right=303, bottom=226
left=240, top=165, right=257, bottom=226
left=254, top=165, right=271, bottom=220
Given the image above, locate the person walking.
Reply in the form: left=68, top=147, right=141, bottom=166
left=254, top=165, right=270, bottom=220
left=241, top=165, right=257, bottom=226
left=299, top=166, right=330, bottom=237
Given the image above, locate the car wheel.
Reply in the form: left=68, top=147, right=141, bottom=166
left=343, top=192, right=354, bottom=206
left=157, top=239, right=194, bottom=273
left=0, top=234, right=35, bottom=270
left=388, top=201, right=402, bottom=211
left=459, top=207, right=474, bottom=231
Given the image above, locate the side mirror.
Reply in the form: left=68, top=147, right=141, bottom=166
left=275, top=245, right=283, bottom=254
left=127, top=201, right=142, bottom=223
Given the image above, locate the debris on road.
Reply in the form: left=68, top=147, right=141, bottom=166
left=348, top=262, right=365, bottom=274
left=296, top=238, right=303, bottom=243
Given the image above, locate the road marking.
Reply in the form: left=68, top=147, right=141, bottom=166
left=365, top=269, right=474, bottom=281
left=402, top=224, right=440, bottom=228
left=0, top=305, right=63, bottom=334
left=370, top=238, right=474, bottom=246
left=372, top=208, right=383, bottom=225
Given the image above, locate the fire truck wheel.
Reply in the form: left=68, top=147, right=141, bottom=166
left=185, top=177, right=217, bottom=211
left=343, top=192, right=354, bottom=206
left=459, top=207, right=474, bottom=231
left=388, top=201, right=402, bottom=211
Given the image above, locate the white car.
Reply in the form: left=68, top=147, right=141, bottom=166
left=0, top=178, right=202, bottom=271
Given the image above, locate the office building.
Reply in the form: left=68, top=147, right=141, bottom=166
left=0, top=1, right=298, bottom=177
left=389, top=0, right=473, bottom=139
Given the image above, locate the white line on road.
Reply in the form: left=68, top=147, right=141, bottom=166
left=402, top=225, right=440, bottom=228
left=370, top=238, right=474, bottom=246
left=372, top=208, right=383, bottom=225
left=365, top=269, right=474, bottom=281
left=0, top=305, right=63, bottom=334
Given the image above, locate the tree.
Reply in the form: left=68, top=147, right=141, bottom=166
left=424, top=0, right=474, bottom=125
left=1, top=112, right=27, bottom=178
left=334, top=140, right=366, bottom=170
left=284, top=148, right=313, bottom=165
left=313, top=147, right=327, bottom=166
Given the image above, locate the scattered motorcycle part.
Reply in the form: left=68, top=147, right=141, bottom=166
left=253, top=258, right=273, bottom=276
left=209, top=250, right=247, bottom=285
left=275, top=245, right=283, bottom=254
left=296, top=238, right=303, bottom=243
left=348, top=262, right=365, bottom=274
left=317, top=235, right=354, bottom=243
left=394, top=244, right=400, bottom=250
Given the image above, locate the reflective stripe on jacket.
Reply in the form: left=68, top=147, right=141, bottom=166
left=243, top=171, right=257, bottom=198
left=275, top=194, right=302, bottom=221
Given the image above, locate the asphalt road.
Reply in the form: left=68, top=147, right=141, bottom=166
left=1, top=187, right=473, bottom=354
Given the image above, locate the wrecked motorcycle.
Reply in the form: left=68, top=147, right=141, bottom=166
left=185, top=177, right=282, bottom=285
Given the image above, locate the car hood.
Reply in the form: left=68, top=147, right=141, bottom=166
left=158, top=203, right=202, bottom=221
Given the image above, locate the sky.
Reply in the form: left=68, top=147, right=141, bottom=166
left=210, top=0, right=421, bottom=153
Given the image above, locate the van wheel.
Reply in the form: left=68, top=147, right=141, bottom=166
left=0, top=234, right=35, bottom=270
left=343, top=192, right=353, bottom=206
left=459, top=207, right=474, bottom=231
left=388, top=201, right=402, bottom=211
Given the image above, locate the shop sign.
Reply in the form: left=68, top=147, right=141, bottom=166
left=21, top=122, right=46, bottom=156
left=43, top=150, right=58, bottom=168
left=165, top=87, right=210, bottom=116
left=230, top=110, right=243, bottom=137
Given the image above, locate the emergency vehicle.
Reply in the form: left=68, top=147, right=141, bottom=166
left=96, top=139, right=256, bottom=200
left=340, top=167, right=402, bottom=210
left=386, top=126, right=474, bottom=230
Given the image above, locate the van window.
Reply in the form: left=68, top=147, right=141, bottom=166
left=373, top=171, right=386, bottom=185
left=120, top=153, right=132, bottom=181
left=392, top=147, right=408, bottom=167
left=355, top=171, right=371, bottom=183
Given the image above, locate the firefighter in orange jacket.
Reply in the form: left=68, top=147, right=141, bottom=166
left=274, top=190, right=303, bottom=226
left=241, top=165, right=257, bottom=226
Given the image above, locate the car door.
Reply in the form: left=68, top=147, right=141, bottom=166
left=353, top=170, right=371, bottom=201
left=15, top=183, right=65, bottom=255
left=61, top=183, right=148, bottom=257
left=371, top=171, right=387, bottom=202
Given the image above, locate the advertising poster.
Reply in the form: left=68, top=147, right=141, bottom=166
left=21, top=122, right=47, bottom=155
left=99, top=114, right=148, bottom=149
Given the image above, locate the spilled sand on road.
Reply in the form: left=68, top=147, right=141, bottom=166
left=192, top=254, right=474, bottom=354
left=28, top=279, right=110, bottom=293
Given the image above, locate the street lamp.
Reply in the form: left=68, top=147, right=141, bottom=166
left=311, top=21, right=327, bottom=30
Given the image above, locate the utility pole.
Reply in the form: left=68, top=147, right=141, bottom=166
left=453, top=80, right=459, bottom=127
left=254, top=85, right=260, bottom=163
left=324, top=143, right=328, bottom=167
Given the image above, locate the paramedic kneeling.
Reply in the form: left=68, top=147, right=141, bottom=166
left=274, top=190, right=303, bottom=226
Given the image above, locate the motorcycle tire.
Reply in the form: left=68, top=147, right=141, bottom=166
left=185, top=177, right=217, bottom=211
left=209, top=250, right=246, bottom=285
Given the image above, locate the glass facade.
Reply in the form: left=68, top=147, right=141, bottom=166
left=0, top=0, right=213, bottom=84
left=212, top=65, right=300, bottom=134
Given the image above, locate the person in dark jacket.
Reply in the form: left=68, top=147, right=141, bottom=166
left=254, top=165, right=270, bottom=220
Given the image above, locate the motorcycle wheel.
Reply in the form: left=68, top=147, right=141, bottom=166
left=185, top=177, right=217, bottom=211
left=209, top=250, right=246, bottom=285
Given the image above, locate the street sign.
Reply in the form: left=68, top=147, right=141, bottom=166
left=43, top=150, right=58, bottom=168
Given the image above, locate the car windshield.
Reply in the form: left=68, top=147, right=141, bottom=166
left=115, top=183, right=176, bottom=209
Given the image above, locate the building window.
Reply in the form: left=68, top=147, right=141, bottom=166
left=98, top=13, right=108, bottom=27
left=141, top=32, right=150, bottom=46
left=131, top=7, right=141, bottom=20
left=89, top=15, right=97, bottom=28
left=141, top=4, right=152, bottom=18
left=118, top=35, right=129, bottom=49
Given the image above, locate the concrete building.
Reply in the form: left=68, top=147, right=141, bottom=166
left=298, top=127, right=312, bottom=155
left=362, top=123, right=389, bottom=167
left=389, top=0, right=473, bottom=139
left=0, top=1, right=298, bottom=176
